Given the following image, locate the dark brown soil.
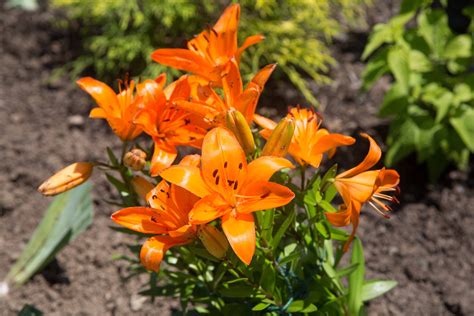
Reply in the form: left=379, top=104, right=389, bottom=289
left=1, top=1, right=473, bottom=315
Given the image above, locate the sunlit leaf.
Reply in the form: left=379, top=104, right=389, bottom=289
left=348, top=238, right=365, bottom=316
left=6, top=183, right=93, bottom=286
left=361, top=280, right=397, bottom=301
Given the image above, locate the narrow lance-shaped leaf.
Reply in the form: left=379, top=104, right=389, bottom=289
left=361, top=280, right=397, bottom=302
left=5, top=183, right=93, bottom=286
left=348, top=238, right=365, bottom=316
left=271, top=208, right=296, bottom=250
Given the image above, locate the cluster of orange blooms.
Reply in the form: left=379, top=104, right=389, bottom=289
left=39, top=4, right=399, bottom=271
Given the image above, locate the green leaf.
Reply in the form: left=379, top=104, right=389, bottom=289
left=287, top=300, right=318, bottom=313
left=271, top=209, right=295, bottom=249
left=409, top=49, right=432, bottom=72
left=385, top=117, right=418, bottom=165
left=324, top=184, right=338, bottom=202
left=450, top=108, right=474, bottom=151
left=321, top=164, right=337, bottom=185
left=361, top=280, right=397, bottom=301
left=444, top=35, right=472, bottom=59
left=362, top=12, right=414, bottom=60
left=453, top=83, right=472, bottom=106
left=222, top=303, right=252, bottom=314
left=315, top=221, right=331, bottom=239
left=259, top=261, right=276, bottom=293
left=400, top=0, right=426, bottom=13
left=18, top=304, right=43, bottom=316
left=219, top=284, right=255, bottom=298
left=329, top=227, right=349, bottom=241
left=348, top=238, right=365, bottom=316
left=379, top=83, right=409, bottom=117
left=362, top=47, right=389, bottom=90
left=418, top=9, right=451, bottom=58
left=336, top=263, right=359, bottom=278
left=261, top=209, right=274, bottom=242
left=252, top=302, right=270, bottom=311
left=105, top=173, right=127, bottom=193
left=6, top=183, right=93, bottom=286
left=421, top=83, right=453, bottom=122
left=279, top=250, right=301, bottom=266
left=106, top=147, right=119, bottom=166
left=387, top=47, right=410, bottom=93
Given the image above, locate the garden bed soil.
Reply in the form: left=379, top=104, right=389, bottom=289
left=1, top=1, right=473, bottom=315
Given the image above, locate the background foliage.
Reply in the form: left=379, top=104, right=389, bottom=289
left=50, top=0, right=371, bottom=105
left=362, top=0, right=474, bottom=179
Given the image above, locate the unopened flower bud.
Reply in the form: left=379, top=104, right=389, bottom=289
left=198, top=225, right=229, bottom=259
left=38, top=162, right=93, bottom=196
left=261, top=116, right=295, bottom=157
left=131, top=176, right=154, bottom=201
left=225, top=109, right=256, bottom=155
left=123, top=148, right=147, bottom=171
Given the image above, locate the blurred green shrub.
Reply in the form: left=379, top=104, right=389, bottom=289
left=50, top=0, right=371, bottom=105
left=362, top=0, right=474, bottom=179
left=50, top=0, right=217, bottom=80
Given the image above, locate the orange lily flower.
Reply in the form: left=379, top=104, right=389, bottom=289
left=134, top=74, right=207, bottom=176
left=326, top=133, right=400, bottom=251
left=111, top=155, right=201, bottom=272
left=77, top=77, right=144, bottom=141
left=160, top=127, right=295, bottom=265
left=151, top=4, right=264, bottom=86
left=177, top=60, right=276, bottom=126
left=255, top=107, right=356, bottom=168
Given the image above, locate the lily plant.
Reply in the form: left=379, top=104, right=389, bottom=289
left=39, top=4, right=400, bottom=314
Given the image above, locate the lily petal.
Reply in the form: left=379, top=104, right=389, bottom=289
left=164, top=75, right=191, bottom=101
left=335, top=170, right=380, bottom=205
left=146, top=180, right=170, bottom=211
left=311, top=134, right=355, bottom=156
left=188, top=194, right=230, bottom=225
left=222, top=60, right=243, bottom=108
left=238, top=181, right=295, bottom=213
left=89, top=107, right=107, bottom=119
left=237, top=34, right=265, bottom=60
left=111, top=207, right=170, bottom=234
left=77, top=77, right=119, bottom=117
left=337, top=133, right=382, bottom=179
left=254, top=114, right=277, bottom=130
left=214, top=3, right=240, bottom=33
left=140, top=236, right=189, bottom=272
left=325, top=206, right=351, bottom=227
left=151, top=49, right=213, bottom=77
left=250, top=63, right=277, bottom=90
left=106, top=117, right=142, bottom=141
left=243, top=156, right=294, bottom=188
left=376, top=168, right=400, bottom=188
left=150, top=140, right=178, bottom=177
left=235, top=87, right=259, bottom=123
left=222, top=211, right=255, bottom=265
left=201, top=127, right=247, bottom=202
left=213, top=4, right=239, bottom=56
left=160, top=165, right=211, bottom=198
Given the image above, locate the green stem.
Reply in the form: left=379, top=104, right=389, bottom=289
left=300, top=165, right=307, bottom=191
left=223, top=258, right=278, bottom=304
